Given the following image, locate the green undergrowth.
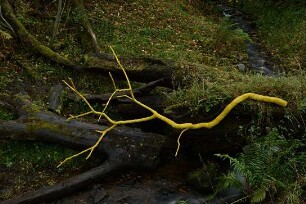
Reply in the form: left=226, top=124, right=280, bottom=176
left=215, top=125, right=306, bottom=203
left=239, top=0, right=306, bottom=71
left=0, top=108, right=15, bottom=121
left=0, top=141, right=93, bottom=171
left=90, top=0, right=248, bottom=66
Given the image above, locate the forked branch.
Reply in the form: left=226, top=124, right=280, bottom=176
left=58, top=47, right=288, bottom=167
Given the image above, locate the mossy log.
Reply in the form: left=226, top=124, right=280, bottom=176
left=0, top=0, right=75, bottom=67
left=84, top=53, right=175, bottom=83
left=0, top=94, right=165, bottom=203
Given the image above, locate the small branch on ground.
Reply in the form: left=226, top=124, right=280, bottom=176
left=59, top=46, right=288, bottom=166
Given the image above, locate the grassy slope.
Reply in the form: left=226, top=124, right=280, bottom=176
left=88, top=0, right=248, bottom=66
left=169, top=65, right=305, bottom=114
left=2, top=0, right=304, bottom=116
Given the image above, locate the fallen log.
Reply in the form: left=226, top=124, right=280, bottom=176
left=0, top=94, right=165, bottom=203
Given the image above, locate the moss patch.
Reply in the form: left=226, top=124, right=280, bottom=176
left=168, top=64, right=305, bottom=115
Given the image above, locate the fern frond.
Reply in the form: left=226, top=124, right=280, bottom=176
left=251, top=186, right=266, bottom=203
left=215, top=154, right=249, bottom=177
left=214, top=171, right=244, bottom=197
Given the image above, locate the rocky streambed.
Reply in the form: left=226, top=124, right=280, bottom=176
left=217, top=4, right=280, bottom=76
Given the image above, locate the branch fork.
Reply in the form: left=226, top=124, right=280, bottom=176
left=59, top=47, right=288, bottom=167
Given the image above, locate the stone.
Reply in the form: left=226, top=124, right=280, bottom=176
left=237, top=63, right=246, bottom=72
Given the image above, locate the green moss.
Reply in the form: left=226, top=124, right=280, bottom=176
left=0, top=141, right=81, bottom=171
left=168, top=64, right=306, bottom=115
left=25, top=121, right=62, bottom=133
left=0, top=140, right=102, bottom=199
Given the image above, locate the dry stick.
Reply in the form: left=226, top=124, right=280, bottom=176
left=58, top=47, right=288, bottom=167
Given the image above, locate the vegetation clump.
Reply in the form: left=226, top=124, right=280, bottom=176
left=215, top=127, right=306, bottom=203
left=168, top=65, right=305, bottom=115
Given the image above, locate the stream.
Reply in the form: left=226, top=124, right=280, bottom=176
left=217, top=4, right=279, bottom=76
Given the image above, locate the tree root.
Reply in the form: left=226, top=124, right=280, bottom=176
left=0, top=92, right=165, bottom=202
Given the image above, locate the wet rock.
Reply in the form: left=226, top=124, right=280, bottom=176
left=237, top=63, right=246, bottom=72
left=246, top=43, right=259, bottom=55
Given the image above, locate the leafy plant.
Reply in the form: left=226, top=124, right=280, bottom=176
left=215, top=128, right=306, bottom=203
left=175, top=200, right=189, bottom=204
